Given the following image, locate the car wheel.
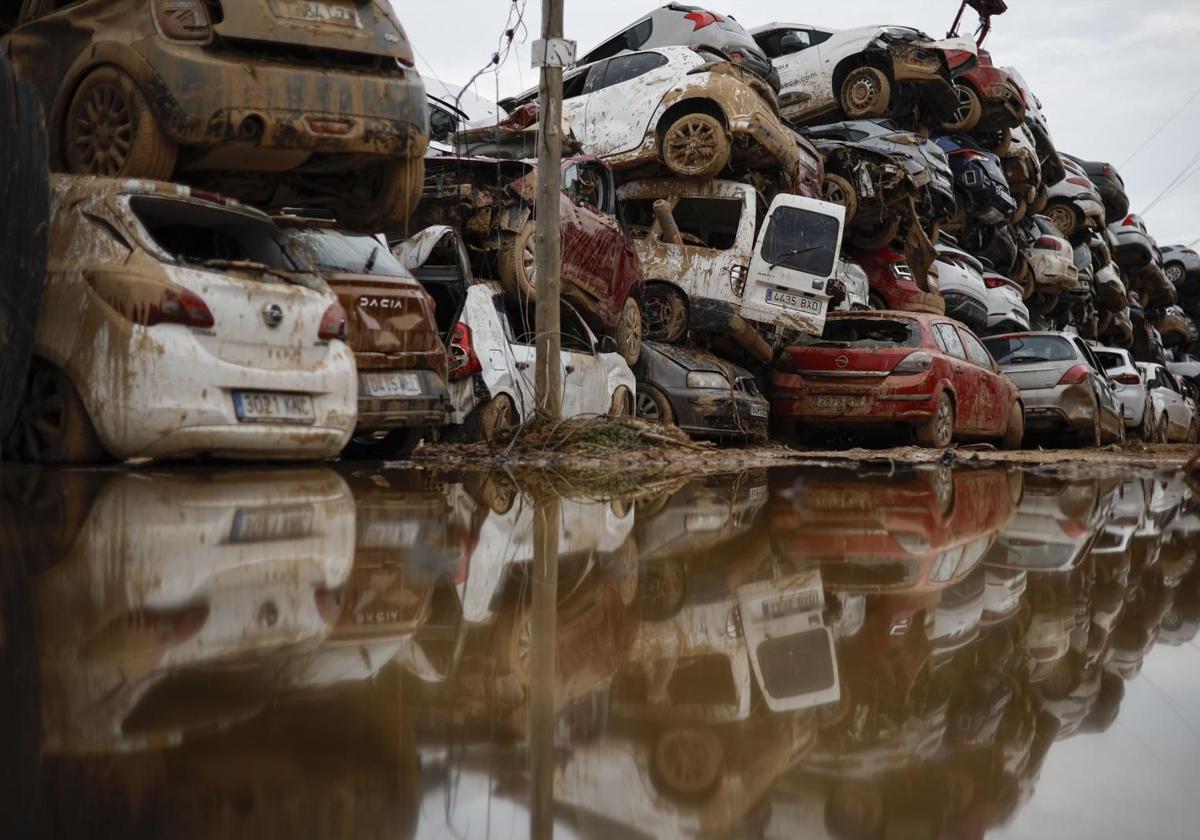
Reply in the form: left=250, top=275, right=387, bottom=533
left=1011, top=195, right=1028, bottom=225
left=915, top=393, right=955, bottom=449
left=642, top=284, right=689, bottom=343
left=465, top=393, right=518, bottom=444
left=64, top=66, right=176, bottom=179
left=660, top=112, right=731, bottom=179
left=342, top=427, right=422, bottom=460
left=497, top=220, right=538, bottom=302
left=609, top=386, right=633, bottom=417
left=651, top=726, right=725, bottom=801
left=639, top=559, right=687, bottom=622
left=1165, top=262, right=1186, bottom=285
left=943, top=82, right=983, bottom=132
left=847, top=216, right=900, bottom=251
left=1001, top=401, right=1025, bottom=450
left=337, top=157, right=426, bottom=231
left=613, top=297, right=643, bottom=365
left=839, top=66, right=892, bottom=118
left=5, top=361, right=106, bottom=464
left=822, top=173, right=859, bottom=225
left=1030, top=183, right=1049, bottom=214
left=868, top=292, right=888, bottom=311
left=495, top=606, right=533, bottom=687
left=1188, top=419, right=1199, bottom=444
left=636, top=383, right=676, bottom=426
left=1157, top=413, right=1170, bottom=444
left=1045, top=201, right=1080, bottom=237
left=1081, top=406, right=1103, bottom=448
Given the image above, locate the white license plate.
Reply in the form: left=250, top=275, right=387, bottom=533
left=762, top=590, right=821, bottom=619
left=750, top=403, right=769, bottom=419
left=361, top=372, right=423, bottom=398
left=233, top=391, right=316, bottom=425
left=810, top=394, right=866, bottom=411
left=230, top=505, right=314, bottom=543
left=271, top=0, right=361, bottom=27
left=766, top=288, right=823, bottom=315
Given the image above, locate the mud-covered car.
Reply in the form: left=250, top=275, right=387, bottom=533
left=634, top=342, right=768, bottom=440
left=751, top=22, right=976, bottom=125
left=501, top=46, right=802, bottom=185
left=934, top=133, right=1017, bottom=227
left=415, top=154, right=644, bottom=364
left=854, top=246, right=945, bottom=315
left=802, top=119, right=955, bottom=248
left=1005, top=66, right=1067, bottom=187
left=942, top=47, right=1024, bottom=133
left=0, top=0, right=429, bottom=231
left=1063, top=153, right=1130, bottom=224
left=1001, top=124, right=1042, bottom=222
left=1044, top=157, right=1106, bottom=237
left=4, top=176, right=357, bottom=463
left=1017, top=215, right=1079, bottom=312
left=618, top=177, right=845, bottom=361
left=277, top=219, right=451, bottom=458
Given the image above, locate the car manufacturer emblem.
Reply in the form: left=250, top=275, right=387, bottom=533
left=836, top=355, right=850, bottom=369
left=262, top=303, right=283, bottom=328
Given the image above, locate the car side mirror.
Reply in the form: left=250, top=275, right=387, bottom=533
left=598, top=335, right=619, bottom=355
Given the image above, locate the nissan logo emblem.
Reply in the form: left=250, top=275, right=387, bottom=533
left=262, top=303, right=283, bottom=328
left=836, top=355, right=850, bottom=369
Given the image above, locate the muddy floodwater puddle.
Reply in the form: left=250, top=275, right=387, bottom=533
left=2, top=462, right=1198, bottom=839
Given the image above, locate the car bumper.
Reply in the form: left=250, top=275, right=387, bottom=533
left=66, top=322, right=357, bottom=461
left=355, top=368, right=452, bottom=432
left=135, top=37, right=428, bottom=159
left=1019, top=384, right=1096, bottom=436
left=877, top=280, right=947, bottom=316
left=1031, top=253, right=1079, bottom=292
left=1112, top=386, right=1147, bottom=429
left=670, top=388, right=770, bottom=440
left=771, top=370, right=943, bottom=425
left=942, top=292, right=989, bottom=332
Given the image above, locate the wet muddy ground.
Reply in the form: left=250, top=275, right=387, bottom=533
left=3, top=450, right=1199, bottom=839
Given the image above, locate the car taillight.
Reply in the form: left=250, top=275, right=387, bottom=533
left=952, top=149, right=989, bottom=162
left=1122, top=214, right=1137, bottom=227
left=984, top=275, right=1021, bottom=291
left=1035, top=236, right=1066, bottom=252
left=314, top=587, right=343, bottom=626
left=152, top=0, right=214, bottom=41
left=143, top=604, right=210, bottom=642
left=892, top=351, right=934, bottom=375
left=1057, top=364, right=1090, bottom=385
left=318, top=303, right=348, bottom=341
left=448, top=322, right=482, bottom=381
left=147, top=288, right=215, bottom=328
left=944, top=49, right=975, bottom=69
left=684, top=10, right=725, bottom=29
left=1066, top=176, right=1092, bottom=188
left=1114, top=372, right=1141, bottom=385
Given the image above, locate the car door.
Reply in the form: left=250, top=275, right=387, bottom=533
left=753, top=27, right=834, bottom=121
left=1076, top=339, right=1119, bottom=432
left=958, top=327, right=1009, bottom=436
left=933, top=323, right=980, bottom=430
left=560, top=160, right=622, bottom=316
left=560, top=304, right=605, bottom=415
left=489, top=291, right=539, bottom=417
left=1160, top=370, right=1190, bottom=437
left=580, top=51, right=678, bottom=157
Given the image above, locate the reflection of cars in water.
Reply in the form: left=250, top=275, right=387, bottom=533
left=985, top=475, right=1116, bottom=572
left=770, top=466, right=1017, bottom=592
left=31, top=468, right=356, bottom=753
left=928, top=567, right=986, bottom=657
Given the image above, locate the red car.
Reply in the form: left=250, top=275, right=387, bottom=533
left=771, top=311, right=1024, bottom=448
left=854, top=247, right=946, bottom=316
left=944, top=48, right=1025, bottom=134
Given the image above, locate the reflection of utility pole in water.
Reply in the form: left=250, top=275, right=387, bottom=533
left=529, top=496, right=560, bottom=840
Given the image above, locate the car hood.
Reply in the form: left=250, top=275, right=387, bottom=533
left=807, top=122, right=951, bottom=184
left=643, top=341, right=749, bottom=378
left=214, top=1, right=415, bottom=63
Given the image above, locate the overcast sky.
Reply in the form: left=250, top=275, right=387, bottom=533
left=397, top=0, right=1200, bottom=247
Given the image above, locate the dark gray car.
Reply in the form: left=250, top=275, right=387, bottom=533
left=634, top=342, right=768, bottom=440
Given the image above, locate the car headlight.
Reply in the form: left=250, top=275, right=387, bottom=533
left=687, top=372, right=731, bottom=389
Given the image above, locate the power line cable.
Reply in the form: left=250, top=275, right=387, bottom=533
left=1119, top=87, right=1200, bottom=169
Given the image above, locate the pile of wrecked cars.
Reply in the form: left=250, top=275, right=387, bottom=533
left=2, top=2, right=1198, bottom=465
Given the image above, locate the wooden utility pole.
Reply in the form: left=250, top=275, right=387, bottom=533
left=533, top=0, right=570, bottom=418
left=527, top=495, right=560, bottom=840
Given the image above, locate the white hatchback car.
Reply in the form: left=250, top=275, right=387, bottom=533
left=981, top=270, right=1029, bottom=335
left=5, top=176, right=357, bottom=463
left=932, top=238, right=989, bottom=333
left=436, top=281, right=637, bottom=441
left=1094, top=346, right=1151, bottom=437
left=1139, top=362, right=1199, bottom=443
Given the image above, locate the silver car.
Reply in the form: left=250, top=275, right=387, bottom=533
left=1139, top=363, right=1199, bottom=443
left=1044, top=157, right=1106, bottom=237
left=1094, top=346, right=1152, bottom=437
left=982, top=332, right=1125, bottom=446
left=1107, top=212, right=1156, bottom=269
left=1160, top=244, right=1200, bottom=285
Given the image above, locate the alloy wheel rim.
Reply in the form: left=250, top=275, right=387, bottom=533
left=1166, top=264, right=1184, bottom=283
left=73, top=83, right=133, bottom=176
left=17, top=368, right=67, bottom=460
left=936, top=399, right=953, bottom=444
left=666, top=118, right=718, bottom=170
left=521, top=239, right=538, bottom=286
left=637, top=391, right=661, bottom=420
left=954, top=88, right=974, bottom=123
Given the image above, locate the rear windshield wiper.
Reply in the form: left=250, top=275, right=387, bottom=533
left=1003, top=354, right=1050, bottom=363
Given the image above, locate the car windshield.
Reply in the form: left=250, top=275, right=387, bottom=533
left=285, top=229, right=409, bottom=278
left=760, top=206, right=839, bottom=276
left=806, top=317, right=921, bottom=348
left=983, top=335, right=1075, bottom=365
left=129, top=197, right=322, bottom=289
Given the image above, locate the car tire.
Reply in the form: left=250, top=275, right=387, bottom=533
left=822, top=173, right=859, bottom=225
left=636, top=383, right=676, bottom=426
left=463, top=393, right=518, bottom=444
left=342, top=427, right=422, bottom=460
left=613, top=297, right=643, bottom=365
left=660, top=111, right=731, bottom=179
left=868, top=292, right=888, bottom=311
left=5, top=361, right=107, bottom=464
left=1080, top=405, right=1103, bottom=448
left=847, top=216, right=900, bottom=251
left=639, top=558, right=687, bottom=622
left=1157, top=413, right=1170, bottom=444
left=609, top=386, right=633, bottom=417
left=650, top=726, right=725, bottom=801
left=1001, top=401, right=1025, bottom=450
left=1188, top=419, right=1199, bottom=444
left=64, top=66, right=177, bottom=180
left=943, top=83, right=983, bottom=132
left=915, top=393, right=955, bottom=449
left=1011, top=195, right=1028, bottom=225
left=839, top=66, right=891, bottom=118
left=1165, top=261, right=1186, bottom=285
left=337, top=157, right=426, bottom=232
left=642, top=283, right=689, bottom=343
left=1045, top=201, right=1080, bottom=237
left=497, top=220, right=538, bottom=302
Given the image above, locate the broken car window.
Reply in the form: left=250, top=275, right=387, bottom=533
left=130, top=197, right=321, bottom=289
left=807, top=317, right=921, bottom=348
left=982, top=335, right=1075, bottom=365
left=563, top=164, right=611, bottom=213
left=761, top=206, right=839, bottom=276
left=621, top=196, right=742, bottom=249
left=285, top=229, right=409, bottom=278
left=561, top=305, right=594, bottom=354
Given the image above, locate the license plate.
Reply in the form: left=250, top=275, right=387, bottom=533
left=811, top=394, right=866, bottom=411
left=233, top=391, right=315, bottom=425
left=270, top=0, right=362, bottom=27
left=361, top=372, right=423, bottom=398
left=358, top=517, right=421, bottom=549
left=762, top=590, right=821, bottom=619
left=750, top=403, right=769, bottom=419
left=766, top=288, right=823, bottom=315
left=230, top=505, right=314, bottom=543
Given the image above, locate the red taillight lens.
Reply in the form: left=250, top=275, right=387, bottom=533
left=892, top=351, right=934, bottom=376
left=1057, top=364, right=1090, bottom=385
left=314, top=587, right=343, bottom=626
left=318, top=303, right=348, bottom=341
left=1114, top=372, right=1141, bottom=385
left=152, top=0, right=214, bottom=41
left=1123, top=214, right=1137, bottom=226
left=147, top=288, right=215, bottom=329
left=1067, top=176, right=1092, bottom=188
left=944, top=49, right=975, bottom=69
left=1035, top=236, right=1065, bottom=252
left=143, top=604, right=210, bottom=642
left=984, top=275, right=1021, bottom=291
left=684, top=10, right=725, bottom=29
left=448, top=322, right=482, bottom=381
